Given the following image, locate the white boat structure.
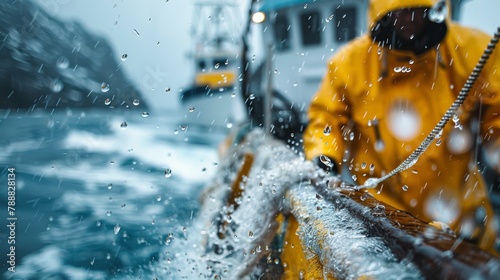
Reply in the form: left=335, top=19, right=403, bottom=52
left=179, top=0, right=245, bottom=130
left=250, top=0, right=366, bottom=122
left=165, top=0, right=500, bottom=279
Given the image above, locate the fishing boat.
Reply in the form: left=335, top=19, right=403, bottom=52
left=168, top=0, right=500, bottom=279
left=179, top=0, right=246, bottom=130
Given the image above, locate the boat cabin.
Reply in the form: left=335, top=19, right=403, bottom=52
left=249, top=0, right=368, bottom=125
left=247, top=0, right=464, bottom=138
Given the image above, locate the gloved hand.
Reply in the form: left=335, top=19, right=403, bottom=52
left=311, top=155, right=347, bottom=190
left=428, top=221, right=456, bottom=237
left=313, top=155, right=338, bottom=175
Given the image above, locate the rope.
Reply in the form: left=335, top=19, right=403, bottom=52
left=361, top=27, right=500, bottom=189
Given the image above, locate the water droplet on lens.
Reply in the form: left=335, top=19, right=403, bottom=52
left=133, top=99, right=140, bottom=106
left=319, top=155, right=333, bottom=168
left=189, top=107, right=195, bottom=112
left=323, top=126, right=331, bottom=136
left=165, top=87, right=171, bottom=93
left=249, top=94, right=255, bottom=100
left=101, top=82, right=110, bottom=93
left=56, top=56, right=70, bottom=69
left=248, top=231, right=254, bottom=238
left=50, top=78, right=64, bottom=93
left=394, top=66, right=402, bottom=73
left=114, top=224, right=121, bottom=234
left=121, top=54, right=128, bottom=61
left=120, top=122, right=128, bottom=129
left=142, top=112, right=149, bottom=118
left=402, top=185, right=409, bottom=191
left=164, top=169, right=172, bottom=178
left=104, top=98, right=111, bottom=106
left=429, top=0, right=447, bottom=23
left=107, top=183, right=113, bottom=189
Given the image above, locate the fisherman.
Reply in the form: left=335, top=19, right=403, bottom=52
left=281, top=0, right=500, bottom=278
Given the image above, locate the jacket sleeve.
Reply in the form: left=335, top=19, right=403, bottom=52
left=478, top=33, right=500, bottom=172
left=479, top=45, right=500, bottom=137
left=303, top=57, right=352, bottom=162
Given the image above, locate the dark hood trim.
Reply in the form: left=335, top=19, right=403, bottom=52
left=370, top=11, right=447, bottom=55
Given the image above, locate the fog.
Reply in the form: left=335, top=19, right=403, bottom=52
left=32, top=0, right=500, bottom=113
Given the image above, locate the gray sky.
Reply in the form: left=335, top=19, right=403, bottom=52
left=33, top=0, right=500, bottom=113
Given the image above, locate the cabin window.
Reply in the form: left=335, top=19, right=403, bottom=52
left=273, top=13, right=291, bottom=51
left=300, top=11, right=321, bottom=46
left=334, top=7, right=357, bottom=42
left=198, top=59, right=207, bottom=71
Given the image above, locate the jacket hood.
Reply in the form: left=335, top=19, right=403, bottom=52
left=369, top=0, right=438, bottom=28
left=369, top=0, right=447, bottom=54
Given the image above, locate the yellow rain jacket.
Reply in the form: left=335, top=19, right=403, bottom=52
left=284, top=0, right=500, bottom=278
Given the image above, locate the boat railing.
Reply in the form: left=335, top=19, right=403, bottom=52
left=190, top=128, right=500, bottom=279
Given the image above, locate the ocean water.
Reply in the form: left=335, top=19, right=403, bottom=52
left=1, top=108, right=500, bottom=280
left=0, top=108, right=227, bottom=279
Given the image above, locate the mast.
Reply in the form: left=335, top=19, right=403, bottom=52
left=191, top=0, right=241, bottom=64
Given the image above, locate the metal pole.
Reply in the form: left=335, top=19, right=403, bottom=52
left=264, top=44, right=273, bottom=134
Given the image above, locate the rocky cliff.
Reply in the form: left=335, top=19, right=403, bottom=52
left=0, top=0, right=147, bottom=110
